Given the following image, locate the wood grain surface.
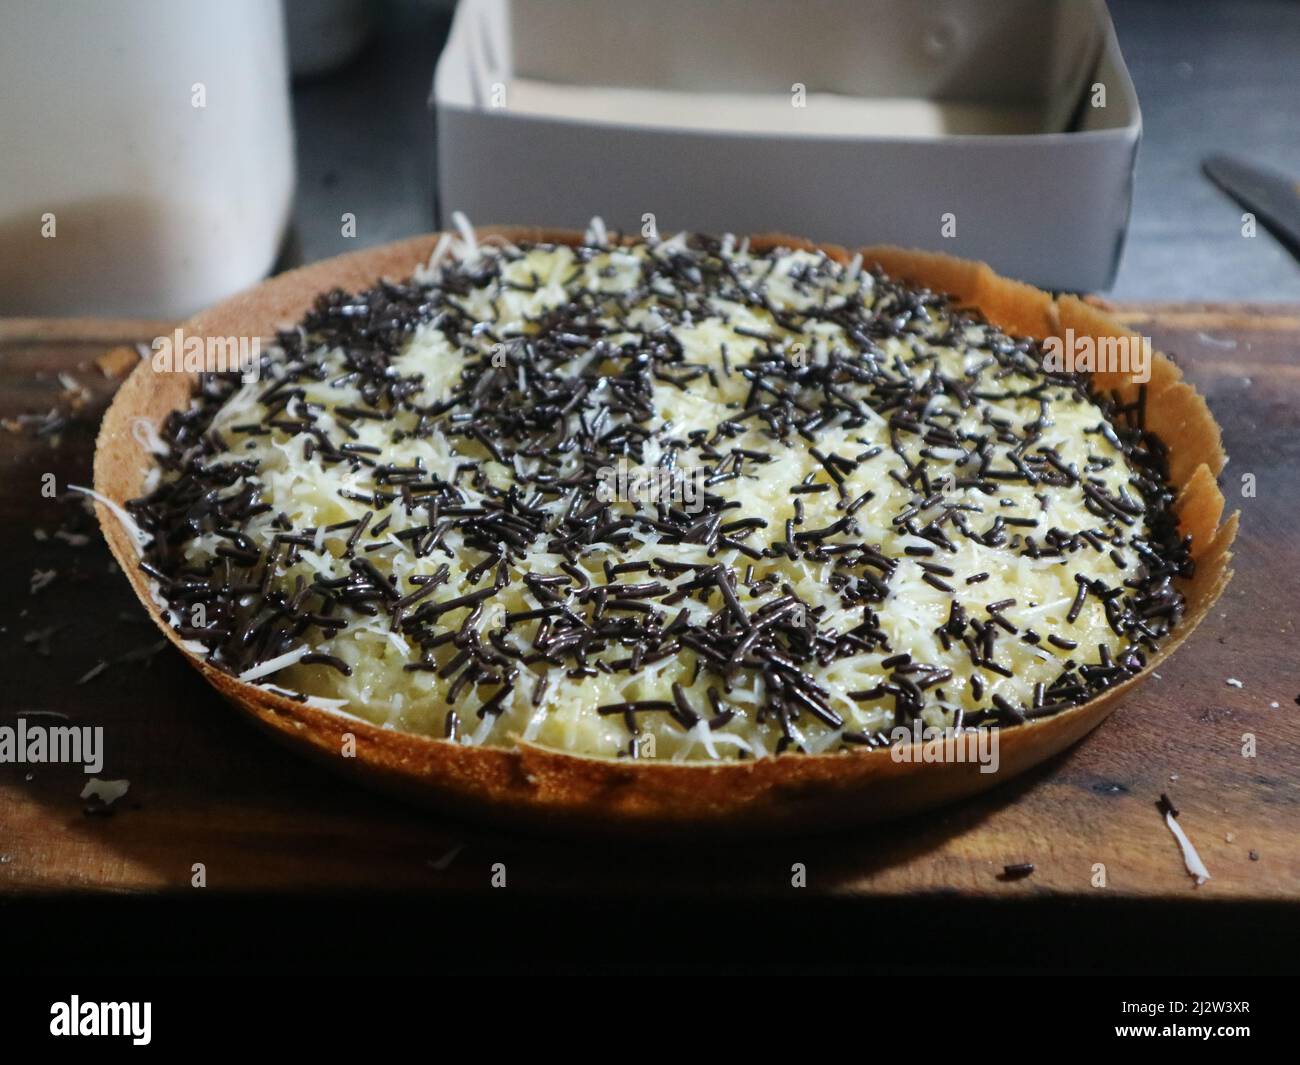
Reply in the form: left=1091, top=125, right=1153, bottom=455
left=0, top=307, right=1295, bottom=900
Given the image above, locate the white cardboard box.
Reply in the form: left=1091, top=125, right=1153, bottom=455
left=433, top=0, right=1140, bottom=292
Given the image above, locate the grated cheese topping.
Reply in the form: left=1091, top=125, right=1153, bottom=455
left=127, top=229, right=1189, bottom=762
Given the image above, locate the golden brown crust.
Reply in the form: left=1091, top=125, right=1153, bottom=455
left=92, top=230, right=1236, bottom=836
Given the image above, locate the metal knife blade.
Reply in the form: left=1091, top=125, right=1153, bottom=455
left=1203, top=152, right=1300, bottom=263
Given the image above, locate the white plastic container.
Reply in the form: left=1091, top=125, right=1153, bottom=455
left=0, top=0, right=295, bottom=317
left=434, top=0, right=1141, bottom=292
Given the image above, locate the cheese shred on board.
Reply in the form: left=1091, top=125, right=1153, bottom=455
left=128, top=227, right=1191, bottom=762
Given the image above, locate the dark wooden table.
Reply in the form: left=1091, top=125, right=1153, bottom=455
left=1, top=306, right=1296, bottom=914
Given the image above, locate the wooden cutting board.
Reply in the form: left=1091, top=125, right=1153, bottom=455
left=0, top=306, right=1296, bottom=900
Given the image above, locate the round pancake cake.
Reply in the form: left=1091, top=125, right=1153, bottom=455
left=119, top=225, right=1198, bottom=767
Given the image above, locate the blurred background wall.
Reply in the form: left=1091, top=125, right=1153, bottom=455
left=0, top=0, right=1296, bottom=313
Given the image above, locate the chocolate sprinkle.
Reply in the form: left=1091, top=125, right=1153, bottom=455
left=126, top=229, right=1193, bottom=759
